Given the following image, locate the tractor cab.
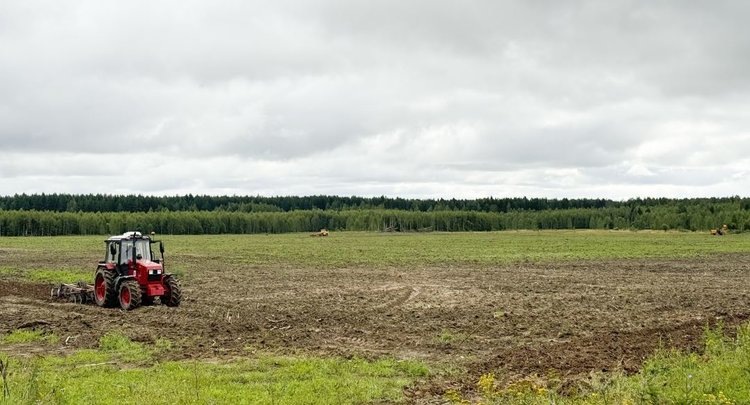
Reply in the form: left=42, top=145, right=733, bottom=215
left=104, top=231, right=164, bottom=275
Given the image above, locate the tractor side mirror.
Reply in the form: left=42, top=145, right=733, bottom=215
left=159, top=242, right=164, bottom=254
left=109, top=244, right=116, bottom=256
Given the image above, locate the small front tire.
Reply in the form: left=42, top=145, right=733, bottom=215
left=163, top=277, right=182, bottom=307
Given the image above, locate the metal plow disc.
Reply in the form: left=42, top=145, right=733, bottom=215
left=51, top=281, right=95, bottom=304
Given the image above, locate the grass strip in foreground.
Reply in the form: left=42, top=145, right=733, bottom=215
left=0, top=332, right=428, bottom=404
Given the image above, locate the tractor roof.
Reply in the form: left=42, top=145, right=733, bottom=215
left=106, top=231, right=151, bottom=242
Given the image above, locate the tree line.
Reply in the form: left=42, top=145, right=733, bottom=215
left=1, top=203, right=749, bottom=236
left=2, top=193, right=750, bottom=214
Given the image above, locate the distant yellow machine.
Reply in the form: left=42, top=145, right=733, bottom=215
left=710, top=224, right=729, bottom=236
left=310, top=229, right=329, bottom=237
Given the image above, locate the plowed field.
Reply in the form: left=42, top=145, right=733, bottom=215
left=2, top=232, right=750, bottom=401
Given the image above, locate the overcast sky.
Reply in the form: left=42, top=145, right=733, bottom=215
left=1, top=1, right=749, bottom=199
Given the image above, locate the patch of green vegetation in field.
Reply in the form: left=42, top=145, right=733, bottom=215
left=436, top=329, right=468, bottom=346
left=0, top=265, right=92, bottom=283
left=448, top=322, right=750, bottom=404
left=97, top=332, right=157, bottom=363
left=1, top=329, right=58, bottom=345
left=25, top=268, right=93, bottom=284
left=0, top=267, right=18, bottom=277
left=0, top=333, right=428, bottom=405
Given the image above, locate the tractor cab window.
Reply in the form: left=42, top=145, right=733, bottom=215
left=135, top=240, right=151, bottom=261
left=120, top=239, right=152, bottom=264
left=106, top=242, right=119, bottom=263
left=120, top=241, right=133, bottom=264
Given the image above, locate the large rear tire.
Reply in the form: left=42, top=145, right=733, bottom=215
left=163, top=277, right=182, bottom=307
left=118, top=280, right=142, bottom=310
left=94, top=268, right=117, bottom=307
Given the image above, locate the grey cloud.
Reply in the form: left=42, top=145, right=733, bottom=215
left=1, top=1, right=750, bottom=198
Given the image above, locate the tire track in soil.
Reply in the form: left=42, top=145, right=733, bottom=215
left=371, top=286, right=421, bottom=310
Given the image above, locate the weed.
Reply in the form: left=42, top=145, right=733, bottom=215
left=0, top=357, right=9, bottom=400
left=1, top=330, right=58, bottom=345
left=446, top=373, right=551, bottom=404
left=154, top=338, right=173, bottom=352
left=437, top=329, right=468, bottom=345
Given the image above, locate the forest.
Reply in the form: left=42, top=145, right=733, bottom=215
left=0, top=193, right=728, bottom=213
left=0, top=194, right=749, bottom=236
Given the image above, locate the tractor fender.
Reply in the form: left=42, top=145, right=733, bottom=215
left=96, top=263, right=117, bottom=277
left=114, top=275, right=137, bottom=290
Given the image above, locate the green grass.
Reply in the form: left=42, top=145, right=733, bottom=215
left=0, top=333, right=429, bottom=405
left=1, top=330, right=58, bottom=345
left=0, top=266, right=92, bottom=284
left=1, top=231, right=749, bottom=277
left=183, top=231, right=750, bottom=267
left=436, top=329, right=468, bottom=345
left=25, top=268, right=92, bottom=284
left=97, top=332, right=157, bottom=363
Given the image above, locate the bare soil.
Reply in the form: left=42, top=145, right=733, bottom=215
left=2, top=255, right=750, bottom=401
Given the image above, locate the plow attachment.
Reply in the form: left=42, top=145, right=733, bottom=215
left=51, top=281, right=95, bottom=304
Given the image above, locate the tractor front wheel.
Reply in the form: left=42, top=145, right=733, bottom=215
left=118, top=280, right=142, bottom=310
left=94, top=268, right=117, bottom=307
left=163, top=277, right=182, bottom=307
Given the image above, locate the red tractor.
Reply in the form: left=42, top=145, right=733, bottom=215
left=92, top=231, right=181, bottom=310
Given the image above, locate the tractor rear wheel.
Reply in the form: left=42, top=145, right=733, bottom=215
left=94, top=268, right=117, bottom=307
left=163, top=277, right=182, bottom=307
left=118, top=280, right=142, bottom=310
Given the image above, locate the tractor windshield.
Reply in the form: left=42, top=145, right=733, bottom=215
left=120, top=239, right=152, bottom=263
